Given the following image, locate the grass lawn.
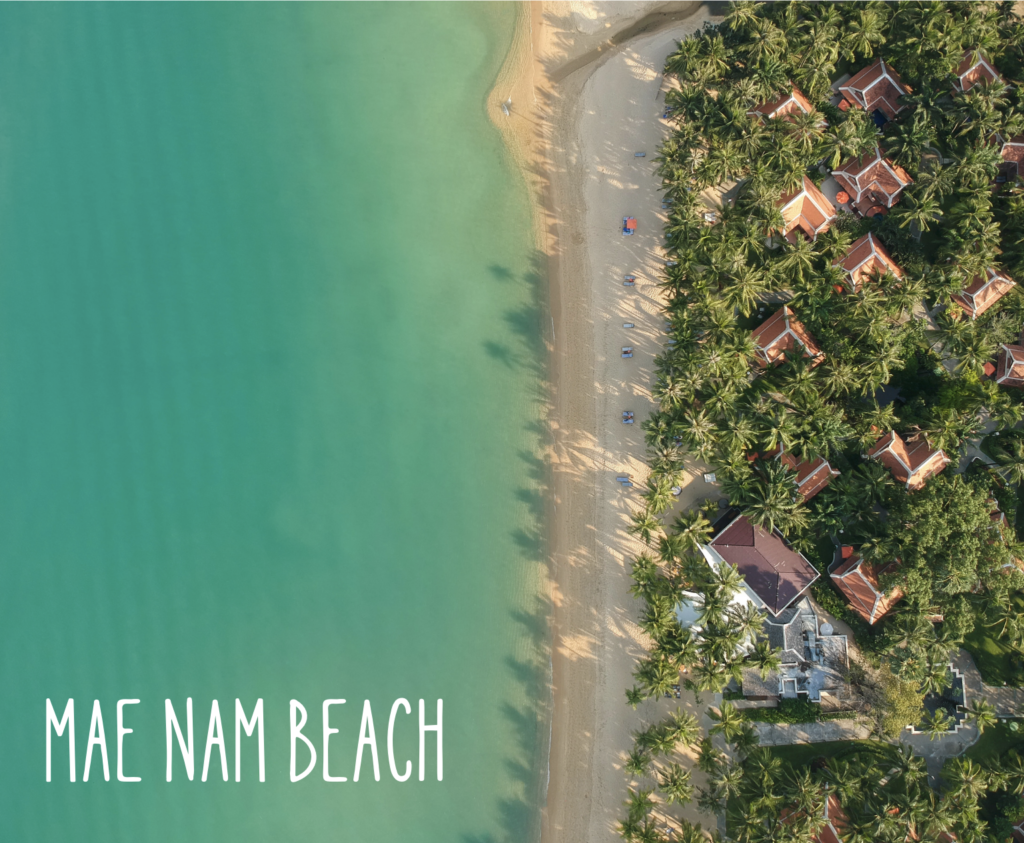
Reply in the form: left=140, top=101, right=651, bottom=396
left=765, top=739, right=899, bottom=768
left=963, top=595, right=1024, bottom=687
left=965, top=720, right=1024, bottom=764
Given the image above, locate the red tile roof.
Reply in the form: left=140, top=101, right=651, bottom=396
left=710, top=514, right=819, bottom=616
left=997, top=337, right=1024, bottom=387
left=868, top=431, right=949, bottom=491
left=833, top=147, right=912, bottom=212
left=777, top=449, right=840, bottom=501
left=839, top=59, right=909, bottom=120
left=778, top=176, right=836, bottom=240
left=1000, top=136, right=1024, bottom=179
left=831, top=552, right=902, bottom=624
left=748, top=86, right=820, bottom=123
left=956, top=50, right=1005, bottom=93
left=834, top=233, right=902, bottom=292
left=752, top=306, right=824, bottom=368
left=951, top=267, right=1016, bottom=319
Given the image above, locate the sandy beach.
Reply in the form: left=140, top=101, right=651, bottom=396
left=491, top=3, right=724, bottom=842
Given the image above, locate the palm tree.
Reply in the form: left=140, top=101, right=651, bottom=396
left=664, top=709, right=702, bottom=748
left=625, top=746, right=651, bottom=778
left=629, top=510, right=663, bottom=546
left=673, top=509, right=713, bottom=553
left=659, top=762, right=694, bottom=805
left=625, top=686, right=645, bottom=710
left=943, top=757, right=989, bottom=802
left=966, top=699, right=998, bottom=734
left=995, top=437, right=1024, bottom=485
left=749, top=638, right=782, bottom=679
left=730, top=723, right=760, bottom=758
left=708, top=702, right=746, bottom=741
left=922, top=708, right=954, bottom=741
left=727, top=602, right=767, bottom=643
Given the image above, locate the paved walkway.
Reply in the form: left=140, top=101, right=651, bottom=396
left=754, top=718, right=871, bottom=746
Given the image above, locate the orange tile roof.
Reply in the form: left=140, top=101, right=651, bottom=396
left=752, top=306, right=824, bottom=368
left=997, top=339, right=1024, bottom=388
left=833, top=147, right=912, bottom=210
left=868, top=431, right=949, bottom=491
left=778, top=176, right=836, bottom=240
left=951, top=268, right=1015, bottom=319
left=839, top=59, right=909, bottom=120
left=956, top=50, right=1005, bottom=93
left=1001, top=136, right=1024, bottom=179
left=834, top=233, right=902, bottom=292
left=778, top=449, right=840, bottom=501
left=748, top=86, right=820, bottom=123
left=831, top=552, right=902, bottom=624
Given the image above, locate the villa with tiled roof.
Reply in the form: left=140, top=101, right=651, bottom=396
left=838, top=59, right=909, bottom=121
left=955, top=50, right=1005, bottom=93
left=833, top=233, right=902, bottom=292
left=752, top=306, right=824, bottom=368
left=951, top=267, right=1015, bottom=319
left=830, top=547, right=902, bottom=625
left=702, top=511, right=819, bottom=617
left=773, top=447, right=839, bottom=501
left=747, top=86, right=821, bottom=123
left=999, top=135, right=1024, bottom=181
left=868, top=431, right=949, bottom=491
left=833, top=147, right=912, bottom=216
left=777, top=176, right=835, bottom=242
left=996, top=332, right=1024, bottom=388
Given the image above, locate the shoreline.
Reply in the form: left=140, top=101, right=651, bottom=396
left=487, top=3, right=722, bottom=842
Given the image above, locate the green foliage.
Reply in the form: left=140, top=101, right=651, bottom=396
left=736, top=697, right=855, bottom=725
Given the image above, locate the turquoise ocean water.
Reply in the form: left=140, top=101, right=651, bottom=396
left=0, top=4, right=548, bottom=841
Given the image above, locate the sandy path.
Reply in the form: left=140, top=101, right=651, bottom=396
left=529, top=5, right=724, bottom=842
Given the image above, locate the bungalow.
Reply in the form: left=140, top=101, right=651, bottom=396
left=868, top=430, right=949, bottom=491
left=832, top=147, right=912, bottom=216
left=773, top=446, right=840, bottom=501
left=829, top=547, right=902, bottom=625
left=782, top=792, right=848, bottom=843
left=996, top=332, right=1024, bottom=388
left=752, top=305, right=824, bottom=368
left=951, top=267, right=1016, bottom=319
left=777, top=175, right=835, bottom=242
left=747, top=86, right=821, bottom=123
left=702, top=511, right=819, bottom=617
left=833, top=233, right=902, bottom=292
left=838, top=59, right=909, bottom=122
left=955, top=50, right=1005, bottom=93
left=999, top=135, right=1024, bottom=182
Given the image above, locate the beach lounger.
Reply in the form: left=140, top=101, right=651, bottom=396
left=665, top=260, right=678, bottom=267
left=623, top=417, right=634, bottom=424
left=703, top=473, right=717, bottom=483
left=622, top=217, right=637, bottom=235
left=623, top=277, right=635, bottom=287
left=622, top=411, right=634, bottom=424
left=623, top=322, right=634, bottom=329
left=621, top=347, right=633, bottom=358
left=634, top=152, right=646, bottom=158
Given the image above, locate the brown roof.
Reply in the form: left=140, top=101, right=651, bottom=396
left=778, top=450, right=840, bottom=501
left=956, top=50, right=1005, bottom=93
left=782, top=792, right=848, bottom=843
left=951, top=268, right=1016, bottom=319
left=748, top=87, right=819, bottom=122
left=834, top=233, right=902, bottom=292
left=839, top=59, right=909, bottom=120
left=1001, top=136, right=1024, bottom=179
left=868, top=431, right=949, bottom=491
left=831, top=552, right=902, bottom=625
left=752, top=305, right=824, bottom=368
left=833, top=147, right=912, bottom=211
left=997, top=340, right=1024, bottom=387
left=778, top=176, right=836, bottom=240
left=710, top=514, right=819, bottom=616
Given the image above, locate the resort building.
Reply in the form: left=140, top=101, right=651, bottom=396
left=996, top=333, right=1024, bottom=388
left=951, top=267, right=1016, bottom=320
left=829, top=547, right=902, bottom=625
left=700, top=510, right=819, bottom=617
left=832, top=147, right=912, bottom=216
left=955, top=50, right=1005, bottom=93
left=868, top=430, right=950, bottom=491
left=752, top=305, right=824, bottom=368
left=838, top=59, right=909, bottom=121
left=999, top=135, right=1024, bottom=182
left=772, top=446, right=840, bottom=501
left=740, top=597, right=849, bottom=704
left=777, top=176, right=835, bottom=242
left=747, top=86, right=820, bottom=123
left=833, top=233, right=902, bottom=292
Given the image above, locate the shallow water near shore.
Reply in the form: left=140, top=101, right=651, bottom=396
left=0, top=4, right=547, bottom=841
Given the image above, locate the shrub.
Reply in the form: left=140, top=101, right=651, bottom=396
left=738, top=698, right=857, bottom=725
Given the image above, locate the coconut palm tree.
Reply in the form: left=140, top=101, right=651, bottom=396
left=995, top=437, right=1024, bottom=485
left=625, top=746, right=651, bottom=778
left=749, top=638, right=782, bottom=679
left=922, top=708, right=954, bottom=741
left=629, top=510, right=663, bottom=545
left=659, top=762, right=694, bottom=805
left=673, top=509, right=713, bottom=554
left=943, top=757, right=989, bottom=802
left=727, top=602, right=767, bottom=643
left=708, top=702, right=746, bottom=741
left=966, top=698, right=998, bottom=734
